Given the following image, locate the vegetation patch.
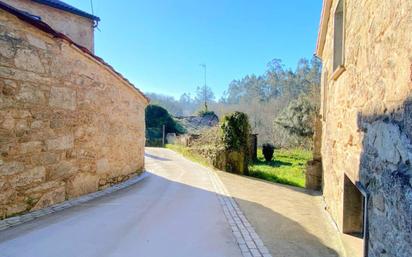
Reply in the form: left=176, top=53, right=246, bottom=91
left=167, top=143, right=310, bottom=188
left=274, top=94, right=317, bottom=138
left=145, top=104, right=186, bottom=146
left=165, top=144, right=212, bottom=168
left=221, top=112, right=251, bottom=152
left=146, top=57, right=321, bottom=149
left=249, top=148, right=312, bottom=188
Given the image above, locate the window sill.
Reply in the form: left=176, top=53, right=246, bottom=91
left=331, top=65, right=346, bottom=80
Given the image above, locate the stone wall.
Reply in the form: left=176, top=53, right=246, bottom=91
left=306, top=115, right=322, bottom=190
left=0, top=9, right=147, bottom=218
left=1, top=0, right=95, bottom=52
left=319, top=0, right=412, bottom=256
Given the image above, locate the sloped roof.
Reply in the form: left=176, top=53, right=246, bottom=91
left=174, top=115, right=219, bottom=134
left=0, top=1, right=149, bottom=104
left=33, top=0, right=100, bottom=21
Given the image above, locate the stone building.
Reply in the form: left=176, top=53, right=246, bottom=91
left=1, top=0, right=99, bottom=52
left=315, top=0, right=412, bottom=256
left=0, top=1, right=148, bottom=218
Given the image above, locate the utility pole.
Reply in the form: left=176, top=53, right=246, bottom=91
left=200, top=64, right=207, bottom=112
left=162, top=125, right=165, bottom=147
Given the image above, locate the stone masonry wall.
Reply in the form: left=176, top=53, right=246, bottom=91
left=1, top=0, right=95, bottom=52
left=0, top=9, right=147, bottom=218
left=320, top=0, right=412, bottom=256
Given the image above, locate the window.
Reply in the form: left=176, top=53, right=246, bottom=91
left=333, top=0, right=345, bottom=74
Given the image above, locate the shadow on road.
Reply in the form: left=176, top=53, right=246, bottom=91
left=144, top=153, right=172, bottom=161
left=233, top=197, right=340, bottom=257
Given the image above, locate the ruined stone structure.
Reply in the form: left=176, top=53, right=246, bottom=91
left=0, top=1, right=148, bottom=218
left=316, top=0, right=412, bottom=256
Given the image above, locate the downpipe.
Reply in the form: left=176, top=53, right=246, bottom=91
left=356, top=181, right=370, bottom=257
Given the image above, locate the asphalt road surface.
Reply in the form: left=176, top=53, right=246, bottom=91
left=0, top=148, right=243, bottom=257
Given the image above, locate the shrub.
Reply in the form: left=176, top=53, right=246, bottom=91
left=193, top=127, right=223, bottom=148
left=221, top=112, right=251, bottom=152
left=262, top=143, right=275, bottom=161
left=145, top=105, right=186, bottom=135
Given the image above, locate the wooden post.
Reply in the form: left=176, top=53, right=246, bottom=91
left=162, top=125, right=165, bottom=147
left=248, top=134, right=258, bottom=161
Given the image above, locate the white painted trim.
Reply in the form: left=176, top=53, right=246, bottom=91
left=331, top=65, right=346, bottom=80
left=315, top=0, right=333, bottom=59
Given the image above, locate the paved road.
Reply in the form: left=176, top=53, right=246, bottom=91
left=0, top=148, right=243, bottom=257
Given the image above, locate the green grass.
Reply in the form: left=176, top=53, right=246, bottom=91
left=166, top=144, right=311, bottom=188
left=165, top=144, right=212, bottom=168
left=249, top=148, right=312, bottom=188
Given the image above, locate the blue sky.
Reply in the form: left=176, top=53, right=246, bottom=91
left=67, top=0, right=322, bottom=99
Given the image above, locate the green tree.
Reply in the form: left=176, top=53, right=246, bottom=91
left=145, top=105, right=185, bottom=136
left=274, top=95, right=317, bottom=137
left=196, top=85, right=215, bottom=111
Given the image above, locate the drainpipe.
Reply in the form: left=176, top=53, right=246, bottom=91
left=356, top=181, right=370, bottom=257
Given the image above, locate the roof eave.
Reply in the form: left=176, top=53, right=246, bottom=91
left=32, top=0, right=100, bottom=21
left=0, top=1, right=148, bottom=104
left=315, top=0, right=332, bottom=59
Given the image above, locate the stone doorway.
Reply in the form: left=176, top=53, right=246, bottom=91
left=342, top=174, right=368, bottom=257
left=343, top=174, right=364, bottom=236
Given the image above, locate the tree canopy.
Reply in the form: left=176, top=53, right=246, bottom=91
left=145, top=105, right=185, bottom=136
left=145, top=56, right=321, bottom=148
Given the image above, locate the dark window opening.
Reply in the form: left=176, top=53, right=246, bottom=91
left=343, top=174, right=364, bottom=238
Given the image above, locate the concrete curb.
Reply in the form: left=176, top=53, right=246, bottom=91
left=0, top=171, right=149, bottom=231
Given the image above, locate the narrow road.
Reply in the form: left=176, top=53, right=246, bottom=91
left=0, top=148, right=245, bottom=257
